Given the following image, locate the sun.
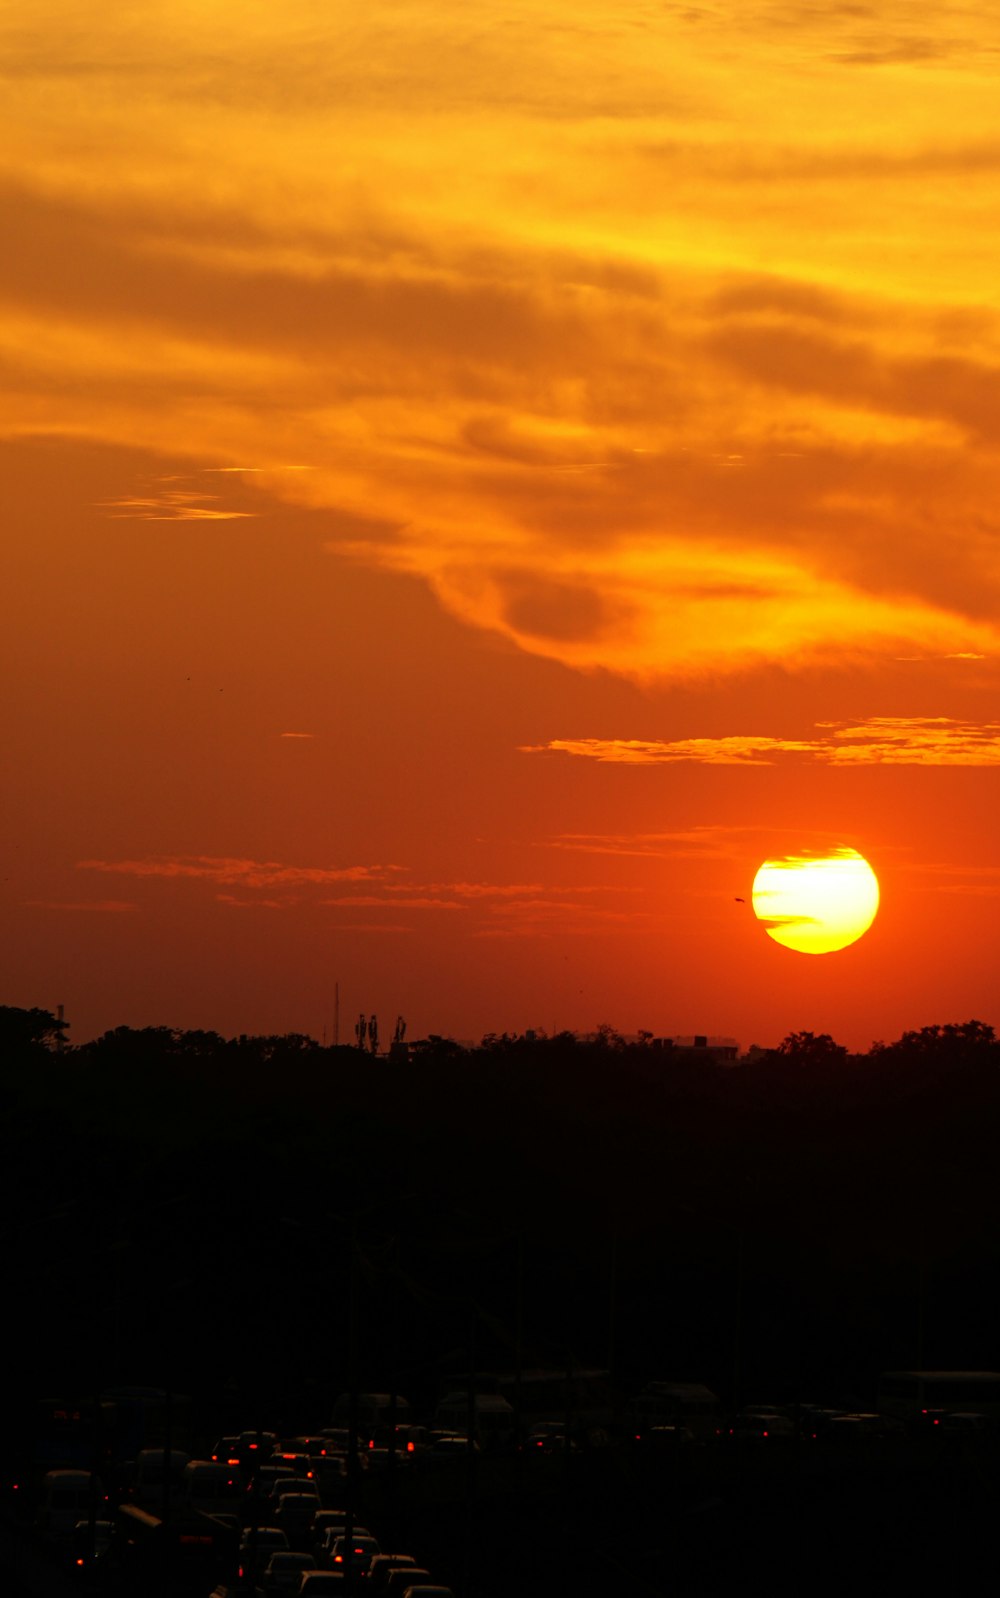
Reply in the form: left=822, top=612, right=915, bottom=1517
left=751, top=847, right=880, bottom=955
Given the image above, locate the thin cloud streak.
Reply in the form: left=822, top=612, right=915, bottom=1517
left=78, top=855, right=406, bottom=888
left=526, top=717, right=1000, bottom=767
left=100, top=492, right=255, bottom=521
left=25, top=898, right=137, bottom=912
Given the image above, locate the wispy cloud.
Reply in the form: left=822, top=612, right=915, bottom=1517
left=523, top=736, right=815, bottom=765
left=99, top=491, right=255, bottom=521
left=818, top=717, right=1000, bottom=764
left=321, top=895, right=466, bottom=910
left=78, top=855, right=405, bottom=887
left=25, top=898, right=137, bottom=912
left=547, top=827, right=746, bottom=859
left=526, top=717, right=1000, bottom=767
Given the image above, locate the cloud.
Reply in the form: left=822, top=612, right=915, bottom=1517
left=523, top=736, right=815, bottom=765
left=320, top=896, right=466, bottom=910
left=215, top=894, right=288, bottom=909
left=7, top=2, right=1000, bottom=684
left=77, top=855, right=405, bottom=887
left=546, top=827, right=750, bottom=859
left=819, top=717, right=1000, bottom=765
left=526, top=717, right=1000, bottom=767
left=25, top=898, right=137, bottom=912
left=100, top=492, right=255, bottom=521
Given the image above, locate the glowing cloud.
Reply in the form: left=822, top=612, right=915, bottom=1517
left=526, top=718, right=1000, bottom=766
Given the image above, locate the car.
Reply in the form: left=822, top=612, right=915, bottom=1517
left=797, top=1407, right=846, bottom=1440
left=824, top=1413, right=904, bottom=1444
left=368, top=1554, right=418, bottom=1591
left=238, top=1525, right=289, bottom=1580
left=311, top=1510, right=348, bottom=1552
left=35, top=1472, right=107, bottom=1540
left=383, top=1571, right=432, bottom=1597
left=271, top=1453, right=314, bottom=1478
left=943, top=1411, right=987, bottom=1433
left=298, top=1574, right=346, bottom=1596
left=272, top=1478, right=320, bottom=1510
left=311, top=1454, right=348, bottom=1493
left=401, top=1589, right=454, bottom=1598
left=523, top=1429, right=579, bottom=1453
left=328, top=1534, right=381, bottom=1577
left=263, top=1551, right=318, bottom=1596
left=321, top=1522, right=372, bottom=1559
left=238, top=1431, right=279, bottom=1473
left=70, top=1517, right=113, bottom=1577
left=276, top=1493, right=322, bottom=1542
left=248, top=1465, right=296, bottom=1503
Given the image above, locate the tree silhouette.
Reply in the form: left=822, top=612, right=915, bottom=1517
left=774, top=1030, right=847, bottom=1062
left=0, top=1005, right=68, bottom=1052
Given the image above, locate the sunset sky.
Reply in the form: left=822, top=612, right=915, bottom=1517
left=4, top=1, right=1000, bottom=1050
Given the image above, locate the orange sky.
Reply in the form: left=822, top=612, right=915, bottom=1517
left=3, top=2, right=999, bottom=1049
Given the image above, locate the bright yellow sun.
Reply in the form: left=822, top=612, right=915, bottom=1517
left=751, top=847, right=880, bottom=955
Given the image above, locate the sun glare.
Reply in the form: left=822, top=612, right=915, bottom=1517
left=751, top=848, right=880, bottom=955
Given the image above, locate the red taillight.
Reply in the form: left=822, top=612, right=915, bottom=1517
left=406, top=1442, right=414, bottom=1453
left=763, top=1430, right=769, bottom=1438
left=76, top=1558, right=85, bottom=1567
